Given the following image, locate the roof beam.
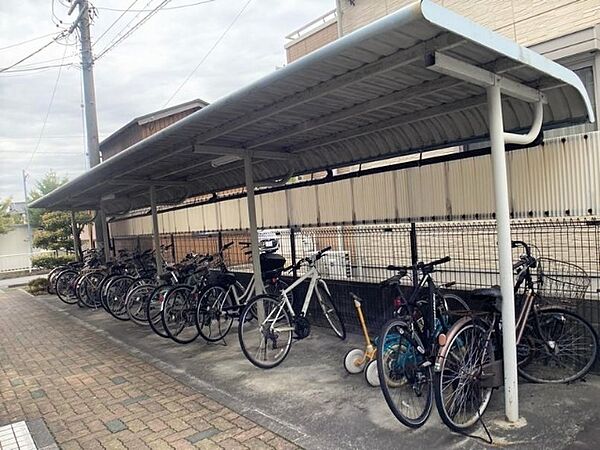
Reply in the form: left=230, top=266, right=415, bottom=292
left=191, top=144, right=292, bottom=161
left=426, top=52, right=546, bottom=103
left=287, top=77, right=560, bottom=154
left=192, top=33, right=464, bottom=145
left=244, top=77, right=463, bottom=150
left=245, top=58, right=526, bottom=151
left=109, top=178, right=189, bottom=187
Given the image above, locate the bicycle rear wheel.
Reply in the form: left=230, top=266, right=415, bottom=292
left=377, top=319, right=433, bottom=428
left=518, top=307, right=598, bottom=383
left=238, top=294, right=293, bottom=369
left=434, top=318, right=494, bottom=431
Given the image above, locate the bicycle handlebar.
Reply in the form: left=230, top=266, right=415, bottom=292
left=293, top=246, right=332, bottom=269
left=511, top=240, right=531, bottom=256
left=387, top=256, right=451, bottom=272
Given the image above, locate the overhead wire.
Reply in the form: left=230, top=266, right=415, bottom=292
left=94, top=0, right=173, bottom=60
left=93, top=0, right=140, bottom=47
left=96, top=0, right=215, bottom=12
left=0, top=32, right=59, bottom=51
left=24, top=44, right=70, bottom=171
left=163, top=0, right=252, bottom=107
left=0, top=31, right=68, bottom=73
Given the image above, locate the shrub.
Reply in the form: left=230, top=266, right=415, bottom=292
left=28, top=277, right=49, bottom=295
left=31, top=254, right=76, bottom=270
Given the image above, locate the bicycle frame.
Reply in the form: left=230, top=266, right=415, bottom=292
left=262, top=265, right=328, bottom=331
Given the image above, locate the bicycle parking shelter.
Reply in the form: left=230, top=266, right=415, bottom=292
left=31, top=0, right=594, bottom=424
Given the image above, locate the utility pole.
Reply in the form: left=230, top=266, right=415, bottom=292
left=67, top=0, right=106, bottom=257
left=22, top=170, right=33, bottom=273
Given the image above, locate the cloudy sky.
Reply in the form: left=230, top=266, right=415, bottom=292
left=0, top=0, right=331, bottom=201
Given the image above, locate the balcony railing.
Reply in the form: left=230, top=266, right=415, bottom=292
left=285, top=9, right=338, bottom=44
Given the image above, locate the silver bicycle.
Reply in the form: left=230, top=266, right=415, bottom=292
left=238, top=246, right=346, bottom=369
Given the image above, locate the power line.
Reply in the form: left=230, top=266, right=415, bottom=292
left=25, top=45, right=69, bottom=171
left=0, top=32, right=58, bottom=51
left=96, top=0, right=215, bottom=12
left=163, top=0, right=252, bottom=107
left=95, top=0, right=173, bottom=60
left=93, top=0, right=140, bottom=47
left=0, top=62, right=76, bottom=74
left=0, top=31, right=67, bottom=73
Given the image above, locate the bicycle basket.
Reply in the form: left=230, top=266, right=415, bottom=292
left=536, top=257, right=590, bottom=304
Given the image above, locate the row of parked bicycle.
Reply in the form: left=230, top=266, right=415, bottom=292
left=46, top=240, right=599, bottom=437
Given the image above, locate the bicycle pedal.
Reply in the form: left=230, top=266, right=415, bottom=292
left=420, top=361, right=432, bottom=368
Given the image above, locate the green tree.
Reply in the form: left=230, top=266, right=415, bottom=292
left=0, top=197, right=22, bottom=234
left=28, top=171, right=92, bottom=252
left=28, top=171, right=68, bottom=228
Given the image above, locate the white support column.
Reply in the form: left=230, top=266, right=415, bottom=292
left=149, top=186, right=164, bottom=275
left=487, top=81, right=519, bottom=422
left=100, top=209, right=111, bottom=262
left=244, top=154, right=265, bottom=295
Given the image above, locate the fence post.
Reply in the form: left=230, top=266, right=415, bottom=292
left=217, top=231, right=223, bottom=252
left=170, top=234, right=176, bottom=262
left=410, top=222, right=418, bottom=288
left=290, top=227, right=298, bottom=279
left=111, top=238, right=116, bottom=257
left=136, top=236, right=141, bottom=252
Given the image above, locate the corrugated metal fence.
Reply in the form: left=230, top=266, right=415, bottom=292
left=111, top=131, right=600, bottom=236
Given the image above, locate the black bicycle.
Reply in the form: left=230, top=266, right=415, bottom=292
left=376, top=256, right=468, bottom=428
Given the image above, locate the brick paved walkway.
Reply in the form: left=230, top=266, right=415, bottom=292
left=0, top=290, right=299, bottom=450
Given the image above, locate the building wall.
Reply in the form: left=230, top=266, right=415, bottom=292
left=286, top=22, right=339, bottom=62
left=101, top=109, right=202, bottom=160
left=338, top=0, right=600, bottom=47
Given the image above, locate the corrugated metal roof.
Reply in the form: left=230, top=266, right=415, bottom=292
left=31, top=0, right=594, bottom=212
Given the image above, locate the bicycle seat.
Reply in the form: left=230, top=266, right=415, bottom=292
left=470, top=286, right=502, bottom=312
left=471, top=286, right=502, bottom=299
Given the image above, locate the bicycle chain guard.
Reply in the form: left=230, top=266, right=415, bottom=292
left=294, top=316, right=311, bottom=339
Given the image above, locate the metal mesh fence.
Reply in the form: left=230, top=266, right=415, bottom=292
left=111, top=217, right=600, bottom=334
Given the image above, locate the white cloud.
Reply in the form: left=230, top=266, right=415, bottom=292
left=0, top=0, right=332, bottom=200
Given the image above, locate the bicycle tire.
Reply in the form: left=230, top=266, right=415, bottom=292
left=126, top=283, right=156, bottom=325
left=518, top=307, right=598, bottom=383
left=377, top=318, right=433, bottom=428
left=105, top=276, right=135, bottom=321
left=314, top=282, right=346, bottom=340
left=162, top=285, right=200, bottom=344
left=55, top=269, right=79, bottom=305
left=78, top=272, right=105, bottom=308
left=238, top=294, right=293, bottom=369
left=195, top=284, right=235, bottom=342
left=147, top=285, right=172, bottom=338
left=434, top=318, right=494, bottom=431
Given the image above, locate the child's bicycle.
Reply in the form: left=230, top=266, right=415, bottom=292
left=344, top=293, right=380, bottom=386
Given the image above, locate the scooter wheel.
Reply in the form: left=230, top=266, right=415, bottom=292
left=344, top=348, right=366, bottom=374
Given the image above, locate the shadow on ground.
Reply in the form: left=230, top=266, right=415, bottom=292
left=30, top=292, right=600, bottom=450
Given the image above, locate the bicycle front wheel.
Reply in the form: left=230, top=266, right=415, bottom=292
left=238, top=295, right=293, bottom=369
left=518, top=307, right=598, bottom=383
left=314, top=282, right=345, bottom=340
left=126, top=283, right=155, bottom=325
left=434, top=318, right=494, bottom=431
left=55, top=270, right=79, bottom=305
left=162, top=285, right=199, bottom=344
left=377, top=319, right=432, bottom=428
left=196, top=284, right=235, bottom=342
left=147, top=285, right=171, bottom=338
